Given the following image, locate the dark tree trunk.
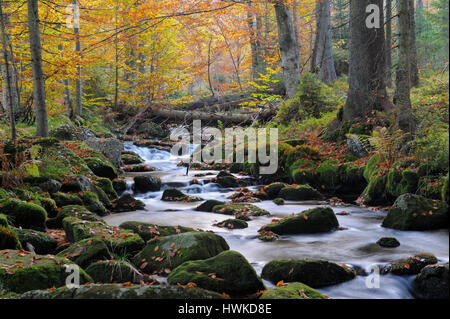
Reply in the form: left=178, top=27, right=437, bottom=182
left=408, top=0, right=419, bottom=87
left=74, top=0, right=82, bottom=116
left=27, top=0, right=48, bottom=137
left=311, top=0, right=337, bottom=84
left=386, top=0, right=393, bottom=88
left=274, top=0, right=300, bottom=99
left=343, top=0, right=390, bottom=121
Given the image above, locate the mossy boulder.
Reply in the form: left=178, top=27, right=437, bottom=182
left=215, top=219, right=248, bottom=230
left=386, top=169, right=419, bottom=198
left=0, top=199, right=47, bottom=231
left=51, top=192, right=83, bottom=207
left=216, top=176, right=239, bottom=188
left=78, top=192, right=109, bottom=217
left=94, top=178, right=118, bottom=200
left=111, top=194, right=145, bottom=213
left=0, top=250, right=92, bottom=293
left=382, top=194, right=449, bottom=230
left=119, top=221, right=195, bottom=243
left=60, top=175, right=94, bottom=193
left=260, top=207, right=339, bottom=235
left=57, top=238, right=112, bottom=269
left=263, top=183, right=288, bottom=199
left=133, top=176, right=162, bottom=193
left=132, top=232, right=229, bottom=273
left=112, top=178, right=127, bottom=193
left=260, top=282, right=327, bottom=299
left=273, top=198, right=285, bottom=206
left=261, top=259, right=356, bottom=288
left=195, top=200, right=226, bottom=212
left=360, top=175, right=389, bottom=206
left=56, top=205, right=103, bottom=228
left=388, top=253, right=438, bottom=275
left=167, top=251, right=265, bottom=296
left=376, top=237, right=400, bottom=248
left=38, top=179, right=62, bottom=194
left=278, top=185, right=323, bottom=201
left=161, top=189, right=203, bottom=202
left=123, top=164, right=156, bottom=173
left=36, top=197, right=59, bottom=219
left=413, top=263, right=449, bottom=299
left=85, top=260, right=148, bottom=284
left=20, top=284, right=224, bottom=299
left=122, top=153, right=145, bottom=165
left=0, top=227, right=22, bottom=250
left=62, top=217, right=144, bottom=257
left=13, top=228, right=57, bottom=255
left=84, top=157, right=118, bottom=180
left=212, top=204, right=270, bottom=219
left=0, top=214, right=9, bottom=228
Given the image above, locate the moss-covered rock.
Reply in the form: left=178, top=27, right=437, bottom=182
left=360, top=175, right=388, bottom=206
left=122, top=153, right=145, bottom=165
left=132, top=232, right=229, bottom=273
left=386, top=169, right=419, bottom=198
left=382, top=194, right=449, bottom=230
left=278, top=185, right=323, bottom=201
left=216, top=176, right=239, bottom=188
left=133, top=176, right=162, bottom=193
left=376, top=237, right=400, bottom=248
left=0, top=227, right=22, bottom=250
left=20, top=284, right=224, bottom=299
left=60, top=175, right=94, bottom=193
left=38, top=179, right=62, bottom=194
left=119, top=221, right=195, bottom=243
left=413, top=263, right=449, bottom=299
left=273, top=198, right=285, bottom=206
left=13, top=228, right=57, bottom=255
left=112, top=178, right=127, bottom=193
left=56, top=205, right=103, bottom=228
left=259, top=207, right=339, bottom=235
left=111, top=194, right=145, bottom=212
left=84, top=157, right=118, bottom=180
left=85, top=260, right=149, bottom=284
left=0, top=250, right=92, bottom=293
left=260, top=282, right=327, bottom=299
left=215, top=219, right=248, bottom=230
left=261, top=259, right=356, bottom=288
left=388, top=253, right=438, bottom=275
left=36, top=196, right=59, bottom=219
left=167, top=251, right=265, bottom=296
left=94, top=178, right=118, bottom=201
left=161, top=189, right=203, bottom=202
left=212, top=204, right=270, bottom=219
left=263, top=183, right=288, bottom=199
left=123, top=164, right=156, bottom=173
left=62, top=217, right=144, bottom=257
left=77, top=192, right=109, bottom=217
left=57, top=238, right=112, bottom=269
left=195, top=200, right=226, bottom=212
left=0, top=214, right=9, bottom=228
left=0, top=199, right=47, bottom=231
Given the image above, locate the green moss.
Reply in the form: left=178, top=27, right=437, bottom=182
left=51, top=192, right=83, bottom=207
left=36, top=196, right=59, bottom=219
left=273, top=198, right=285, bottom=206
left=278, top=185, right=323, bottom=201
left=212, top=204, right=270, bottom=219
left=195, top=200, right=226, bottom=213
left=389, top=253, right=438, bottom=275
left=85, top=260, right=144, bottom=284
left=122, top=153, right=145, bottom=165
left=260, top=207, right=339, bottom=235
left=360, top=175, right=388, bottom=206
left=13, top=228, right=57, bottom=255
left=0, top=214, right=9, bottom=228
left=94, top=178, right=118, bottom=200
left=111, top=194, right=145, bottom=212
left=417, top=176, right=446, bottom=200
left=0, top=250, right=92, bottom=293
left=84, top=157, right=118, bottom=180
left=284, top=145, right=322, bottom=169
left=161, top=189, right=203, bottom=202
left=0, top=227, right=22, bottom=250
left=79, top=191, right=109, bottom=216
left=363, top=154, right=382, bottom=182
left=57, top=238, right=112, bottom=269
left=263, top=183, right=288, bottom=199
left=120, top=221, right=195, bottom=243
left=167, top=251, right=265, bottom=296
left=260, top=282, right=327, bottom=299
left=261, top=259, right=356, bottom=288
left=0, top=199, right=47, bottom=231
left=132, top=232, right=229, bottom=273
left=215, top=219, right=248, bottom=229
left=56, top=205, right=103, bottom=228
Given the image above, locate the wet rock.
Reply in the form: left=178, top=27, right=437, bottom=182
left=121, top=152, right=145, bottom=165
left=263, top=183, right=288, bottom=199
left=216, top=176, right=239, bottom=188
left=382, top=193, right=449, bottom=230
left=273, top=198, right=285, bottom=206
left=94, top=178, right=118, bottom=201
left=132, top=232, right=229, bottom=273
left=112, top=178, right=127, bottom=193
left=259, top=207, right=339, bottom=235
left=20, top=284, right=224, bottom=299
left=215, top=219, right=248, bottom=230
left=161, top=189, right=203, bottom=202
left=262, top=259, right=356, bottom=288
left=195, top=200, right=226, bottom=212
left=278, top=185, right=323, bottom=201
left=133, top=176, right=162, bottom=193
left=123, top=164, right=156, bottom=173
left=212, top=204, right=270, bottom=219
left=38, top=179, right=62, bottom=194
left=84, top=157, right=119, bottom=180
left=119, top=221, right=195, bottom=242
left=258, top=231, right=280, bottom=242
left=0, top=250, right=92, bottom=293
left=346, top=134, right=370, bottom=158
left=387, top=253, right=438, bottom=276
left=167, top=251, right=265, bottom=296
left=260, top=282, right=327, bottom=299
left=376, top=237, right=400, bottom=248
left=111, top=194, right=145, bottom=213
left=57, top=238, right=112, bottom=269
left=413, top=263, right=449, bottom=299
left=227, top=190, right=261, bottom=203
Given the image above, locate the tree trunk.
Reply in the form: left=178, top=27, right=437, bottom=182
left=408, top=0, right=419, bottom=87
left=311, top=0, right=337, bottom=84
left=342, top=0, right=390, bottom=121
left=0, top=0, right=16, bottom=140
left=395, top=0, right=415, bottom=133
left=27, top=0, right=48, bottom=137
left=274, top=0, right=300, bottom=99
left=57, top=5, right=72, bottom=117
left=386, top=0, right=393, bottom=88
left=247, top=1, right=264, bottom=80
left=73, top=0, right=82, bottom=116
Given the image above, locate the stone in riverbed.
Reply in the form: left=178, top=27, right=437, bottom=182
left=112, top=178, right=127, bottom=193
left=167, top=251, right=265, bottom=296
left=133, top=176, right=162, bottom=193
left=261, top=259, right=356, bottom=288
left=123, top=164, right=156, bottom=173
left=259, top=207, right=339, bottom=235
left=215, top=219, right=248, bottom=230
left=263, top=183, right=288, bottom=199
left=260, top=282, right=328, bottom=299
left=119, top=221, right=195, bottom=242
left=161, top=189, right=203, bottom=202
left=273, top=198, right=285, bottom=206
left=387, top=253, right=438, bottom=275
left=376, top=237, right=400, bottom=248
left=382, top=194, right=449, bottom=231
left=19, top=284, right=224, bottom=299
left=121, top=152, right=145, bottom=165
left=195, top=200, right=226, bottom=212
left=413, top=263, right=449, bottom=299
left=111, top=194, right=146, bottom=213
left=132, top=232, right=229, bottom=273
left=56, top=238, right=112, bottom=269
left=212, top=204, right=270, bottom=220
left=278, top=185, right=324, bottom=201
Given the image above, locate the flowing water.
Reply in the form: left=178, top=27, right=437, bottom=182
left=105, top=144, right=449, bottom=299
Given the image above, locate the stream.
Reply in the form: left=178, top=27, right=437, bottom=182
left=104, top=144, right=450, bottom=299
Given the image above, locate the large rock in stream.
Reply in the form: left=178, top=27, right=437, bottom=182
left=413, top=263, right=449, bottom=299
left=260, top=282, right=328, bottom=299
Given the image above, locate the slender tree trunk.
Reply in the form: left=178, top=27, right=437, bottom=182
left=207, top=36, right=215, bottom=97
left=0, top=0, right=16, bottom=140
left=247, top=1, right=261, bottom=80
left=395, top=0, right=415, bottom=133
left=27, top=0, right=48, bottom=137
left=311, top=0, right=337, bottom=84
left=292, top=0, right=300, bottom=47
left=274, top=0, right=300, bottom=99
left=386, top=0, right=393, bottom=88
left=57, top=6, right=72, bottom=117
left=343, top=0, right=390, bottom=121
left=408, top=0, right=419, bottom=87
left=73, top=0, right=82, bottom=116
